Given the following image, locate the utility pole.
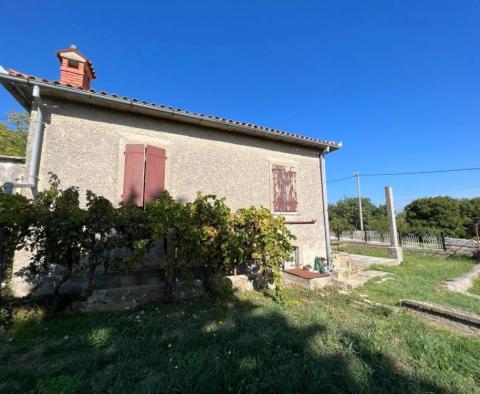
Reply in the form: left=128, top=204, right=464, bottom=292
left=354, top=172, right=364, bottom=231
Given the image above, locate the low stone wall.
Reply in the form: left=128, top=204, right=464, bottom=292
left=0, top=155, right=25, bottom=186
left=70, top=274, right=256, bottom=313
left=71, top=282, right=205, bottom=313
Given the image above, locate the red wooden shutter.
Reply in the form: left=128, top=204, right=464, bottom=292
left=144, top=145, right=166, bottom=204
left=285, top=167, right=298, bottom=212
left=273, top=165, right=285, bottom=212
left=272, top=165, right=298, bottom=212
left=123, top=144, right=145, bottom=206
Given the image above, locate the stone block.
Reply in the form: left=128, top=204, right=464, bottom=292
left=226, top=275, right=254, bottom=291
left=333, top=252, right=351, bottom=270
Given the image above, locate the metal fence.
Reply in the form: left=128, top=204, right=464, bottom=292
left=330, top=230, right=479, bottom=251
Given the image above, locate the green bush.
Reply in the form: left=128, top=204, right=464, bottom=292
left=27, top=174, right=85, bottom=309
left=2, top=176, right=295, bottom=308
left=146, top=192, right=192, bottom=301
left=0, top=190, right=31, bottom=287
left=234, top=206, right=296, bottom=296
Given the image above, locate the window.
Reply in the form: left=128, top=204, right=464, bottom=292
left=123, top=144, right=166, bottom=206
left=272, top=165, right=298, bottom=213
left=283, top=247, right=299, bottom=269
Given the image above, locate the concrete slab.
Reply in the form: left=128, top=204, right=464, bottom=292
left=337, top=270, right=390, bottom=290
left=442, top=264, right=480, bottom=293
left=348, top=254, right=399, bottom=271
left=281, top=254, right=398, bottom=291
left=281, top=271, right=333, bottom=290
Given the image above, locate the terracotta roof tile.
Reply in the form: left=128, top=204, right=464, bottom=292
left=5, top=69, right=340, bottom=149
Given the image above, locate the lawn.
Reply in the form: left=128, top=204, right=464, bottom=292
left=335, top=243, right=390, bottom=258
left=337, top=244, right=480, bottom=315
left=1, top=253, right=480, bottom=393
left=470, top=277, right=480, bottom=296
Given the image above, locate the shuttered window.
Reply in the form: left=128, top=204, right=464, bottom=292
left=123, top=144, right=166, bottom=206
left=123, top=144, right=145, bottom=206
left=272, top=165, right=298, bottom=213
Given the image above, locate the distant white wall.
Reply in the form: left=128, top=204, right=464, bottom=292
left=0, top=155, right=25, bottom=186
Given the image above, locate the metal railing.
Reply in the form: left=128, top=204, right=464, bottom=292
left=330, top=230, right=478, bottom=251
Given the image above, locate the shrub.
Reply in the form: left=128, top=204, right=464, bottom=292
left=0, top=190, right=30, bottom=288
left=188, top=193, right=239, bottom=294
left=234, top=207, right=296, bottom=296
left=27, top=175, right=85, bottom=309
left=83, top=191, right=118, bottom=289
left=114, top=201, right=152, bottom=270
left=146, top=191, right=192, bottom=301
left=6, top=176, right=296, bottom=306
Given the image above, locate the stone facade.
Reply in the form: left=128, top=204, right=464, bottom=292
left=0, top=155, right=25, bottom=186
left=11, top=97, right=329, bottom=296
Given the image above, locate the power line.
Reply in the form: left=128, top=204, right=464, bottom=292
left=328, top=175, right=355, bottom=183
left=362, top=167, right=480, bottom=177
left=328, top=167, right=480, bottom=183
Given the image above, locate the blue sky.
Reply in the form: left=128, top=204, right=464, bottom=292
left=1, top=0, right=479, bottom=209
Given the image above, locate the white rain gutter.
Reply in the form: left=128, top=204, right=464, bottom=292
left=319, top=147, right=333, bottom=271
left=3, top=84, right=44, bottom=195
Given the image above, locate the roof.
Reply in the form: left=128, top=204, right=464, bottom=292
left=0, top=69, right=341, bottom=152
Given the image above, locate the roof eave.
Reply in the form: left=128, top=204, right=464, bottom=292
left=0, top=73, right=341, bottom=152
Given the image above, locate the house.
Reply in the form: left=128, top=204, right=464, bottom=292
left=0, top=46, right=341, bottom=296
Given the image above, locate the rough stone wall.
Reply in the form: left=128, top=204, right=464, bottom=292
left=0, top=156, right=25, bottom=186
left=12, top=98, right=329, bottom=296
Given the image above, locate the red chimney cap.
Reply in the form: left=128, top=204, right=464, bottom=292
left=56, top=45, right=96, bottom=79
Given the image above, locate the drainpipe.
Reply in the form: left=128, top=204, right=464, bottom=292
left=319, top=148, right=333, bottom=271
left=3, top=85, right=44, bottom=195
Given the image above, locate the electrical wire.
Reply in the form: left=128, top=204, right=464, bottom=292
left=327, top=167, right=480, bottom=183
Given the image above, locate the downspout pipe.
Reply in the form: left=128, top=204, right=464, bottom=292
left=3, top=85, right=44, bottom=195
left=319, top=147, right=333, bottom=272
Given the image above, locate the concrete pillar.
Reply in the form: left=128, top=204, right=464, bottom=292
left=385, top=186, right=403, bottom=262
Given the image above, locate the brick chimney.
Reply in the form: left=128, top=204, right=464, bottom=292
left=56, top=45, right=96, bottom=90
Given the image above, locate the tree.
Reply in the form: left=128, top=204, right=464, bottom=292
left=403, top=197, right=466, bottom=237
left=460, top=198, right=480, bottom=238
left=0, top=111, right=29, bottom=156
left=328, top=203, right=354, bottom=238
left=6, top=111, right=30, bottom=137
left=395, top=211, right=409, bottom=234
left=329, top=197, right=384, bottom=231
left=369, top=204, right=389, bottom=233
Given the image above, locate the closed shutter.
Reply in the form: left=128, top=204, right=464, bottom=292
left=285, top=167, right=298, bottom=212
left=272, top=165, right=298, bottom=212
left=123, top=144, right=145, bottom=206
left=144, top=145, right=166, bottom=204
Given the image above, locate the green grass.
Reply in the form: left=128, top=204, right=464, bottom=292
left=470, top=277, right=480, bottom=296
left=334, top=243, right=390, bottom=258
left=1, top=252, right=480, bottom=393
left=1, top=288, right=480, bottom=393
left=337, top=244, right=480, bottom=315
